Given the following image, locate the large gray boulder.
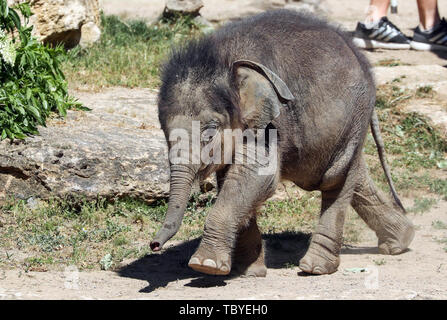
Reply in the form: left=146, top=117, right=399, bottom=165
left=200, top=0, right=326, bottom=22
left=0, top=88, right=170, bottom=203
left=7, top=0, right=101, bottom=48
left=165, top=0, right=204, bottom=16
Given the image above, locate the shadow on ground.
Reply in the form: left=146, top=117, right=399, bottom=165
left=117, top=232, right=312, bottom=293
left=117, top=231, right=380, bottom=293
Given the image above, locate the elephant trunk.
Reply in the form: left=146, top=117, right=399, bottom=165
left=150, top=164, right=197, bottom=251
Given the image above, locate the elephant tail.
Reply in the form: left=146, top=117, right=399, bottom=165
left=370, top=109, right=406, bottom=213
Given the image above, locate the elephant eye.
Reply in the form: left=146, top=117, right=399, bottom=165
left=202, top=128, right=218, bottom=141
left=207, top=119, right=219, bottom=130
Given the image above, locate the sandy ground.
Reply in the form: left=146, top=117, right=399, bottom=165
left=1, top=198, right=446, bottom=300
left=1, top=0, right=447, bottom=300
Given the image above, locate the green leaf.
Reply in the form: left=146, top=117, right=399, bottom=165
left=26, top=104, right=41, bottom=121
left=0, top=0, right=83, bottom=141
left=25, top=87, right=32, bottom=101
left=1, top=0, right=8, bottom=18
left=8, top=9, right=21, bottom=30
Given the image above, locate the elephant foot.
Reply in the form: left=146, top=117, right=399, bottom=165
left=299, top=236, right=340, bottom=275
left=232, top=217, right=267, bottom=277
left=188, top=245, right=231, bottom=276
left=238, top=261, right=267, bottom=277
left=299, top=251, right=339, bottom=275
left=377, top=217, right=415, bottom=255
left=233, top=244, right=267, bottom=277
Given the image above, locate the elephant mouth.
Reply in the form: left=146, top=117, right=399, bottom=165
left=149, top=241, right=162, bottom=252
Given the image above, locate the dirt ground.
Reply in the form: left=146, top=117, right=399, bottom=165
left=1, top=198, right=446, bottom=300
left=1, top=0, right=447, bottom=300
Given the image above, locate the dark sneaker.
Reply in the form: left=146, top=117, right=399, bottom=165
left=353, top=16, right=410, bottom=49
left=411, top=18, right=447, bottom=51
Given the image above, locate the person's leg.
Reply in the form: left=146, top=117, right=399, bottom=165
left=417, top=0, right=441, bottom=31
left=353, top=0, right=410, bottom=49
left=365, top=0, right=391, bottom=26
left=411, top=0, right=447, bottom=51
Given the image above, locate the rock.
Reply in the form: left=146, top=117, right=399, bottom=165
left=79, top=21, right=101, bottom=48
left=200, top=0, right=326, bottom=23
left=7, top=0, right=101, bottom=49
left=165, top=0, right=204, bottom=16
left=100, top=0, right=327, bottom=25
left=193, top=15, right=215, bottom=33
left=284, top=0, right=327, bottom=14
left=99, top=0, right=165, bottom=24
left=284, top=2, right=316, bottom=13
left=0, top=88, right=171, bottom=203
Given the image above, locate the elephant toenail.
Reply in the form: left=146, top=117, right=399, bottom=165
left=188, top=257, right=201, bottom=266
left=203, top=259, right=217, bottom=268
left=313, top=266, right=325, bottom=274
left=299, top=263, right=311, bottom=272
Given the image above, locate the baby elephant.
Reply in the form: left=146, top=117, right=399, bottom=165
left=150, top=10, right=415, bottom=276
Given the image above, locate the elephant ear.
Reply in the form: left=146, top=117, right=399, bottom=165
left=232, top=60, right=294, bottom=129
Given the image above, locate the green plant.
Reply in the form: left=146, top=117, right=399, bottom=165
left=372, top=84, right=447, bottom=170
left=373, top=258, right=386, bottom=265
left=434, top=237, right=447, bottom=252
left=63, top=13, right=205, bottom=89
left=409, top=197, right=438, bottom=214
left=0, top=0, right=83, bottom=140
left=432, top=220, right=447, bottom=230
left=375, top=59, right=406, bottom=67
left=415, top=85, right=434, bottom=98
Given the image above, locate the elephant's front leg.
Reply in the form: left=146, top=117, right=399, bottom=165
left=188, top=162, right=278, bottom=276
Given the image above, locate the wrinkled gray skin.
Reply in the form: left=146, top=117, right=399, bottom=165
left=150, top=10, right=415, bottom=276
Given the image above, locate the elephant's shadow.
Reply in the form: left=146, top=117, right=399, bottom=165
left=117, top=231, right=311, bottom=293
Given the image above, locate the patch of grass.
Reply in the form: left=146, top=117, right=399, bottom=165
left=373, top=258, right=386, bottom=266
left=375, top=59, right=408, bottom=67
left=0, top=193, right=214, bottom=270
left=365, top=82, right=447, bottom=193
left=386, top=111, right=445, bottom=170
left=62, top=13, right=205, bottom=89
left=259, top=192, right=321, bottom=234
left=391, top=75, right=406, bottom=83
left=374, top=84, right=413, bottom=110
left=343, top=208, right=363, bottom=244
left=408, top=197, right=438, bottom=214
left=415, top=85, right=434, bottom=99
left=426, top=178, right=447, bottom=200
left=23, top=255, right=54, bottom=272
left=283, top=262, right=298, bottom=269
left=432, top=220, right=447, bottom=230
left=434, top=237, right=447, bottom=252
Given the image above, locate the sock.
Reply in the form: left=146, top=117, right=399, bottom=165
left=364, top=17, right=381, bottom=29
left=419, top=20, right=441, bottom=34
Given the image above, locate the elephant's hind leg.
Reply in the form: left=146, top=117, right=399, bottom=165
left=299, top=159, right=363, bottom=275
left=351, top=157, right=414, bottom=255
left=233, top=216, right=267, bottom=277
left=299, top=187, right=352, bottom=275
